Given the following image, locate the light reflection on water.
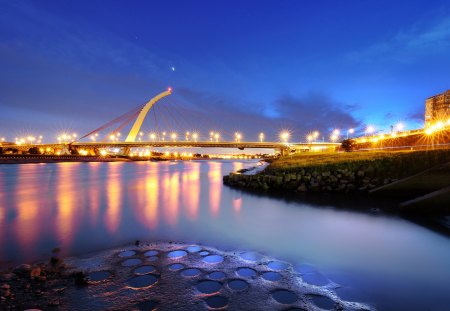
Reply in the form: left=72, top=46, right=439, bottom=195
left=0, top=160, right=449, bottom=310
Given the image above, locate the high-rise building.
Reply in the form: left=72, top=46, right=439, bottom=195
left=425, top=89, right=450, bottom=126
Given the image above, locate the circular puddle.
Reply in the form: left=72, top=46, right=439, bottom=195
left=181, top=268, right=201, bottom=277
left=186, top=245, right=202, bottom=253
left=227, top=279, right=249, bottom=291
left=136, top=300, right=158, bottom=311
left=128, top=274, right=158, bottom=289
left=196, top=280, right=222, bottom=294
left=118, top=250, right=136, bottom=257
left=144, top=250, right=159, bottom=257
left=205, top=296, right=228, bottom=309
left=168, top=250, right=188, bottom=259
left=208, top=271, right=226, bottom=280
left=203, top=255, right=224, bottom=264
left=335, top=286, right=368, bottom=302
left=309, top=295, right=335, bottom=310
left=267, top=261, right=290, bottom=271
left=199, top=251, right=210, bottom=256
left=121, top=258, right=143, bottom=267
left=147, top=256, right=158, bottom=262
left=169, top=263, right=185, bottom=271
left=302, top=273, right=329, bottom=286
left=87, top=271, right=111, bottom=282
left=236, top=267, right=257, bottom=278
left=134, top=265, right=156, bottom=275
left=240, top=251, right=263, bottom=262
left=262, top=271, right=282, bottom=282
left=272, top=290, right=298, bottom=304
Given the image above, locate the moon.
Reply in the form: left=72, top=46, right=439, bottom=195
left=171, top=66, right=176, bottom=71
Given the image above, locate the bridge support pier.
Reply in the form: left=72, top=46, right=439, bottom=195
left=279, top=147, right=290, bottom=156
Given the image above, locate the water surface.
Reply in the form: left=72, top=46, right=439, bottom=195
left=0, top=160, right=449, bottom=310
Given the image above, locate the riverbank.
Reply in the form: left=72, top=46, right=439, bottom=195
left=0, top=241, right=374, bottom=311
left=223, top=149, right=450, bottom=214
left=0, top=154, right=132, bottom=164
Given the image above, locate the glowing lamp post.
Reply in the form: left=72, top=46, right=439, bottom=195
left=280, top=131, right=290, bottom=143
left=171, top=133, right=177, bottom=141
left=365, top=126, right=375, bottom=136
left=347, top=128, right=354, bottom=139
left=259, top=132, right=265, bottom=142
left=192, top=132, right=198, bottom=142
left=235, top=132, right=242, bottom=142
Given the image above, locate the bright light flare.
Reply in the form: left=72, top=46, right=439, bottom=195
left=280, top=131, right=290, bottom=143
left=366, top=126, right=375, bottom=134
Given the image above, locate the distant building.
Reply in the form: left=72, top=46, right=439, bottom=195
left=425, top=89, right=450, bottom=126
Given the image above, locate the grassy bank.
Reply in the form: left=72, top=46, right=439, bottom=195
left=223, top=149, right=450, bottom=213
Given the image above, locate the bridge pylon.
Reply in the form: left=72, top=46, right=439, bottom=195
left=125, top=88, right=172, bottom=142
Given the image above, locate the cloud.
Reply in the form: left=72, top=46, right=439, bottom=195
left=348, top=15, right=450, bottom=63
left=149, top=88, right=363, bottom=141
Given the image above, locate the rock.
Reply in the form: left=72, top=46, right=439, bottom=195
left=357, top=170, right=365, bottom=177
left=1, top=273, right=14, bottom=280
left=346, top=184, right=356, bottom=192
left=297, top=183, right=307, bottom=192
left=30, top=267, right=41, bottom=278
left=322, top=171, right=331, bottom=177
left=1, top=284, right=10, bottom=290
left=16, top=264, right=32, bottom=273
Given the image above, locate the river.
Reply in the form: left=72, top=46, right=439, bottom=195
left=0, top=160, right=449, bottom=310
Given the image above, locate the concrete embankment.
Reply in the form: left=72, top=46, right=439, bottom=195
left=223, top=150, right=450, bottom=213
left=0, top=155, right=131, bottom=164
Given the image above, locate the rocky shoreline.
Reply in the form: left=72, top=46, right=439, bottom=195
left=0, top=242, right=375, bottom=311
left=223, top=150, right=450, bottom=214
left=224, top=165, right=395, bottom=194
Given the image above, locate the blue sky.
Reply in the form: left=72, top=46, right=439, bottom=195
left=1, top=0, right=450, bottom=142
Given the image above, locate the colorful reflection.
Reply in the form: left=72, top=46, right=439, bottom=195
left=143, top=163, right=159, bottom=230
left=182, top=162, right=201, bottom=219
left=208, top=161, right=223, bottom=217
left=105, top=163, right=122, bottom=233
left=55, top=163, right=85, bottom=251
left=88, top=162, right=101, bottom=226
left=15, top=165, right=41, bottom=259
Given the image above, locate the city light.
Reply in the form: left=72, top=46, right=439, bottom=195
left=396, top=123, right=404, bottom=131
left=149, top=133, right=156, bottom=140
left=192, top=132, right=199, bottom=142
left=313, top=131, right=319, bottom=139
left=259, top=132, right=265, bottom=142
left=280, top=131, right=290, bottom=143
left=365, top=126, right=375, bottom=135
left=347, top=128, right=355, bottom=139
left=235, top=132, right=242, bottom=142
left=214, top=133, right=220, bottom=142
left=171, top=133, right=177, bottom=141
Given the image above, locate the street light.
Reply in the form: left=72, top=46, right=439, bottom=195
left=259, top=132, right=265, bottom=142
left=192, top=132, right=198, bottom=142
left=235, top=132, right=242, bottom=142
left=280, top=131, right=290, bottom=143
left=347, top=128, right=354, bottom=139
left=365, top=126, right=375, bottom=136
